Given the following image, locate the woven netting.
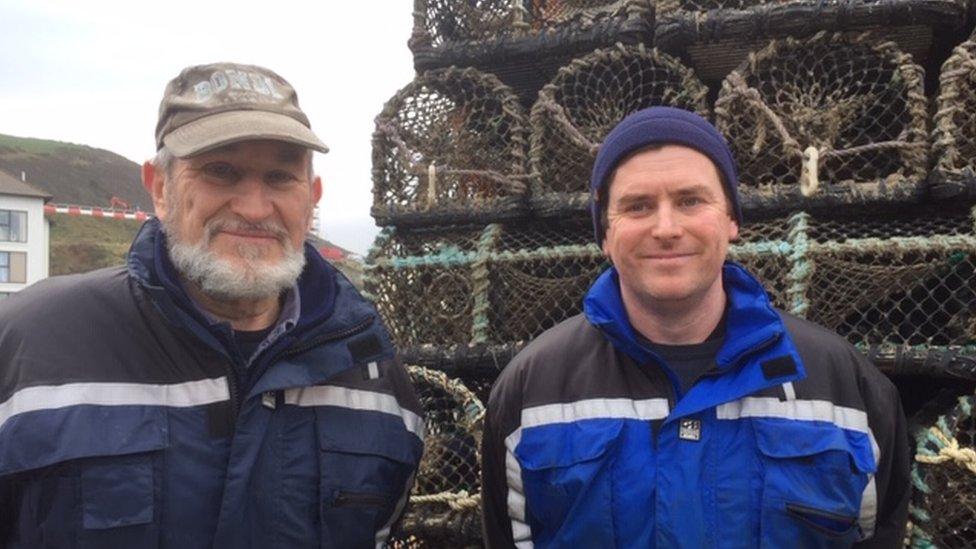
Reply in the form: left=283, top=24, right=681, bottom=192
left=529, top=44, right=709, bottom=216
left=714, top=32, right=928, bottom=214
left=372, top=67, right=528, bottom=227
left=367, top=207, right=976, bottom=375
left=364, top=218, right=606, bottom=370
left=364, top=225, right=486, bottom=355
left=391, top=366, right=484, bottom=547
left=932, top=29, right=976, bottom=200
left=409, top=0, right=653, bottom=59
left=728, top=217, right=794, bottom=310
left=734, top=207, right=976, bottom=377
left=653, top=0, right=964, bottom=81
left=910, top=392, right=976, bottom=548
left=487, top=218, right=607, bottom=345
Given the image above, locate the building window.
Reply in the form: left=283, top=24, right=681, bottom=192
left=0, top=210, right=27, bottom=243
left=0, top=251, right=26, bottom=283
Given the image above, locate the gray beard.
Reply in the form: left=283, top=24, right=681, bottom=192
left=165, top=221, right=306, bottom=301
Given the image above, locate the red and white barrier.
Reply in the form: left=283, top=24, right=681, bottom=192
left=44, top=204, right=151, bottom=221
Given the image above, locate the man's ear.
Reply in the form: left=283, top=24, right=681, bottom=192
left=306, top=175, right=323, bottom=228
left=143, top=161, right=169, bottom=221
left=311, top=175, right=323, bottom=205
left=729, top=217, right=740, bottom=242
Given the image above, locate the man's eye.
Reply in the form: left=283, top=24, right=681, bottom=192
left=266, top=171, right=298, bottom=185
left=202, top=163, right=237, bottom=180
left=625, top=203, right=650, bottom=214
left=679, top=196, right=704, bottom=207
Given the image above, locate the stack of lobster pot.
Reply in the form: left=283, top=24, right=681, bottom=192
left=368, top=1, right=976, bottom=546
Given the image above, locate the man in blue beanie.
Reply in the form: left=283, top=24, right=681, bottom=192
left=482, top=107, right=910, bottom=548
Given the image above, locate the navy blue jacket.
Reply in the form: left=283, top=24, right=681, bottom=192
left=0, top=219, right=424, bottom=548
left=482, top=263, right=910, bottom=548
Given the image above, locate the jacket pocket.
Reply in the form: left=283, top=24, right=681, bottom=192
left=11, top=412, right=168, bottom=549
left=515, top=419, right=623, bottom=548
left=754, top=419, right=876, bottom=549
left=75, top=451, right=161, bottom=549
left=315, top=407, right=420, bottom=549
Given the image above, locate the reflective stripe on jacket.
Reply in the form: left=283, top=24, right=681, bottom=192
left=0, top=219, right=424, bottom=548
left=482, top=262, right=910, bottom=549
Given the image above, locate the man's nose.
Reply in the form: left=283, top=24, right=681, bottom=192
left=229, top=178, right=274, bottom=221
left=650, top=203, right=683, bottom=239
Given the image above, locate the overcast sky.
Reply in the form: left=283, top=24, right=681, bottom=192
left=0, top=0, right=416, bottom=255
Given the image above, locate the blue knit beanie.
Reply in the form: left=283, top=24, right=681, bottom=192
left=590, top=106, right=742, bottom=244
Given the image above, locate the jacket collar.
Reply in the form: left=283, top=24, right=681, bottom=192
left=583, top=261, right=805, bottom=419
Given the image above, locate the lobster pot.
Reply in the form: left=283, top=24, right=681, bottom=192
left=804, top=211, right=976, bottom=360
left=372, top=68, right=528, bottom=227
left=391, top=366, right=484, bottom=547
left=364, top=225, right=486, bottom=360
left=654, top=0, right=965, bottom=82
left=909, top=392, right=976, bottom=548
left=529, top=44, right=709, bottom=216
left=714, top=33, right=929, bottom=214
left=932, top=31, right=976, bottom=200
left=728, top=217, right=795, bottom=311
left=409, top=0, right=654, bottom=105
left=487, top=219, right=606, bottom=346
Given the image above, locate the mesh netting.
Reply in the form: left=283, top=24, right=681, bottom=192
left=733, top=208, right=976, bottom=377
left=487, top=219, right=606, bottom=344
left=653, top=0, right=963, bottom=82
left=528, top=44, right=709, bottom=216
left=372, top=67, right=528, bottom=227
left=410, top=0, right=652, bottom=50
left=364, top=225, right=485, bottom=353
left=366, top=207, right=976, bottom=375
left=365, top=218, right=605, bottom=368
left=932, top=28, right=976, bottom=200
left=910, top=393, right=976, bottom=548
left=412, top=0, right=521, bottom=48
left=803, top=211, right=976, bottom=356
left=393, top=367, right=484, bottom=547
left=714, top=32, right=928, bottom=214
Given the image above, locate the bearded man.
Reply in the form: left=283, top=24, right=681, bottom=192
left=0, top=63, right=423, bottom=549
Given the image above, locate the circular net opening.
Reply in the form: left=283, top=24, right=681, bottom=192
left=373, top=68, right=527, bottom=220
left=530, top=44, right=709, bottom=199
left=715, top=33, right=927, bottom=192
left=935, top=35, right=976, bottom=178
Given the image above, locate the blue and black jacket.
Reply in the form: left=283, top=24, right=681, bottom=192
left=482, top=263, right=910, bottom=548
left=0, top=219, right=424, bottom=548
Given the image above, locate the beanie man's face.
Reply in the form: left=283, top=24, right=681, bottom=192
left=601, top=144, right=739, bottom=309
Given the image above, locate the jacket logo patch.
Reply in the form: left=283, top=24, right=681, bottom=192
left=361, top=361, right=382, bottom=380
left=761, top=355, right=797, bottom=380
left=679, top=419, right=701, bottom=441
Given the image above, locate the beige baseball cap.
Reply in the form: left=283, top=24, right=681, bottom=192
left=155, top=62, right=329, bottom=157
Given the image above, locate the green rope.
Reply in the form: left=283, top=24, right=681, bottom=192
left=470, top=224, right=500, bottom=344
left=786, top=212, right=811, bottom=317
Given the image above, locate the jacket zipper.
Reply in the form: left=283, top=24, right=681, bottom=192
left=225, top=363, right=241, bottom=415
left=279, top=316, right=375, bottom=359
left=333, top=490, right=388, bottom=507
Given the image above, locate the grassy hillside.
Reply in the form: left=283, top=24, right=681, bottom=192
left=0, top=134, right=150, bottom=211
left=49, top=215, right=364, bottom=288
left=49, top=215, right=142, bottom=275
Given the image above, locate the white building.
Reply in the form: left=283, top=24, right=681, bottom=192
left=0, top=170, right=51, bottom=299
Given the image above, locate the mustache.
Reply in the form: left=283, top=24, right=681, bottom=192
left=203, top=218, right=289, bottom=243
